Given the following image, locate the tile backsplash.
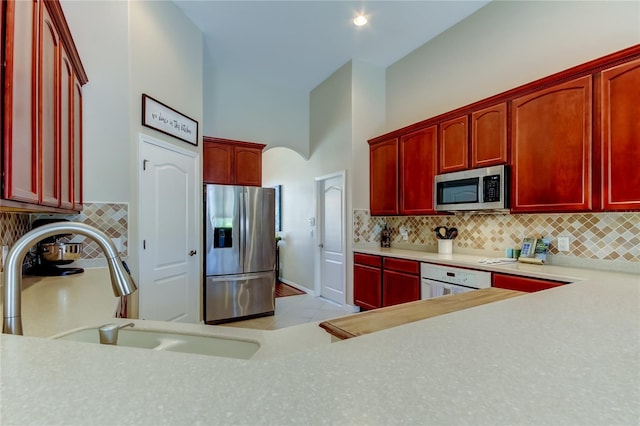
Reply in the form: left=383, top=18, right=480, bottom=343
left=0, top=213, right=30, bottom=247
left=354, top=209, right=640, bottom=265
left=1, top=203, right=128, bottom=261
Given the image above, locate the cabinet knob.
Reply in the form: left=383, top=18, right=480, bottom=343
left=189, top=250, right=197, bottom=256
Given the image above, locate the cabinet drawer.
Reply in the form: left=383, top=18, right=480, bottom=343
left=493, top=273, right=566, bottom=292
left=383, top=257, right=419, bottom=275
left=354, top=253, right=382, bottom=268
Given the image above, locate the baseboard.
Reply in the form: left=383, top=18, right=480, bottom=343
left=278, top=277, right=315, bottom=296
left=278, top=278, right=360, bottom=313
left=344, top=304, right=360, bottom=313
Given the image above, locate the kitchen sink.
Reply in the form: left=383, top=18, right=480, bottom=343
left=53, top=327, right=260, bottom=359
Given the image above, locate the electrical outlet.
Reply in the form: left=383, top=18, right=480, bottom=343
left=399, top=226, right=409, bottom=240
left=557, top=237, right=570, bottom=252
left=1, top=245, right=8, bottom=272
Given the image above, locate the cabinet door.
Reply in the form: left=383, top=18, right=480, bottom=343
left=511, top=76, right=592, bottom=212
left=493, top=273, right=565, bottom=292
left=234, top=146, right=262, bottom=186
left=59, top=52, right=73, bottom=209
left=471, top=103, right=507, bottom=168
left=400, top=126, right=437, bottom=215
left=354, top=264, right=382, bottom=311
left=439, top=115, right=468, bottom=173
left=72, top=79, right=83, bottom=210
left=39, top=2, right=60, bottom=207
left=369, top=138, right=399, bottom=215
left=203, top=141, right=233, bottom=184
left=3, top=0, right=40, bottom=203
left=382, top=270, right=419, bottom=307
left=600, top=58, right=640, bottom=210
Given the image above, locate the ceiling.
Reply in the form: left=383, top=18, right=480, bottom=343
left=172, top=0, right=490, bottom=92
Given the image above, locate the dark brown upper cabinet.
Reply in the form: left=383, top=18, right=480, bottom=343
left=203, top=137, right=265, bottom=187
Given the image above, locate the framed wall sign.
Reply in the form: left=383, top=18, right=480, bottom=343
left=142, top=94, right=199, bottom=146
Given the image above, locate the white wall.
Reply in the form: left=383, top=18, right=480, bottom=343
left=203, top=60, right=309, bottom=158
left=386, top=0, right=640, bottom=131
left=262, top=147, right=315, bottom=289
left=263, top=60, right=386, bottom=301
left=61, top=0, right=131, bottom=202
left=351, top=60, right=386, bottom=211
left=126, top=0, right=203, bottom=300
left=263, top=62, right=354, bottom=292
left=61, top=0, right=203, bottom=203
left=129, top=1, right=203, bottom=148
left=60, top=0, right=204, bottom=302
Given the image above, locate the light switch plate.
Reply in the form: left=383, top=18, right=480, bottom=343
left=557, top=237, right=570, bottom=252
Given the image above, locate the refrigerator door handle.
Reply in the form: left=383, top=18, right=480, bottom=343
left=240, top=188, right=247, bottom=270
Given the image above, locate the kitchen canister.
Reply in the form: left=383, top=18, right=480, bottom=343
left=437, top=239, right=453, bottom=255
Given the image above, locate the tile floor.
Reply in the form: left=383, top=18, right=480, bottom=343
left=221, top=294, right=348, bottom=330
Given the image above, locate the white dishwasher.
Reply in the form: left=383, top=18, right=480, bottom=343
left=421, top=263, right=491, bottom=300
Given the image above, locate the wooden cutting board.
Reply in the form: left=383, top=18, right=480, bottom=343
left=319, top=287, right=524, bottom=340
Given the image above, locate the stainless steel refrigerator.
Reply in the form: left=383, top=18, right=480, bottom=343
left=204, top=184, right=276, bottom=324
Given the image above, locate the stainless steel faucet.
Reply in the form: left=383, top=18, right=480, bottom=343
left=99, top=322, right=135, bottom=345
left=2, top=222, right=138, bottom=335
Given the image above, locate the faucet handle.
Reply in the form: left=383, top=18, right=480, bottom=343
left=98, top=322, right=134, bottom=345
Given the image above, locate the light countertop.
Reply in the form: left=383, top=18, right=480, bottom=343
left=1, top=268, right=120, bottom=338
left=1, top=267, right=334, bottom=358
left=2, top=261, right=639, bottom=424
left=353, top=245, right=640, bottom=282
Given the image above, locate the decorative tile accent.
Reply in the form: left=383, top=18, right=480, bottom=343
left=354, top=209, right=640, bottom=262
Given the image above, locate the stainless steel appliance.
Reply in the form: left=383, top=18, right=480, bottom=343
left=435, top=165, right=509, bottom=212
left=421, top=263, right=491, bottom=300
left=204, top=184, right=276, bottom=324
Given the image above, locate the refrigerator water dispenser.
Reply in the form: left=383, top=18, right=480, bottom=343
left=214, top=227, right=233, bottom=248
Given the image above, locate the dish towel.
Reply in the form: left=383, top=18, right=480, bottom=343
left=116, top=295, right=128, bottom=318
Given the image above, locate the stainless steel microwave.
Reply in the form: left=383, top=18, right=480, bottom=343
left=434, top=165, right=509, bottom=212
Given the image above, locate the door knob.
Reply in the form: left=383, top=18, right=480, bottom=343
left=189, top=250, right=197, bottom=256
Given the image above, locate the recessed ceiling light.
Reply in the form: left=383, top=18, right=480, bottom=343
left=353, top=15, right=367, bottom=26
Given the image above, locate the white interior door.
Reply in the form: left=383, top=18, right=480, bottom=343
left=316, top=172, right=345, bottom=305
left=138, top=135, right=199, bottom=323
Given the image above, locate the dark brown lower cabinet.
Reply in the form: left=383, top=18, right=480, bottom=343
left=354, top=254, right=420, bottom=311
left=354, top=263, right=382, bottom=311
left=354, top=253, right=383, bottom=310
left=382, top=269, right=420, bottom=307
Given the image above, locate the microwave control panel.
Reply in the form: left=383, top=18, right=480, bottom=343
left=483, top=175, right=501, bottom=202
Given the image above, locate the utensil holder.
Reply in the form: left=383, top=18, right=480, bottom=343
left=437, top=239, right=453, bottom=255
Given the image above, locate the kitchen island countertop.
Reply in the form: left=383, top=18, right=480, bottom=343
left=2, top=266, right=639, bottom=425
